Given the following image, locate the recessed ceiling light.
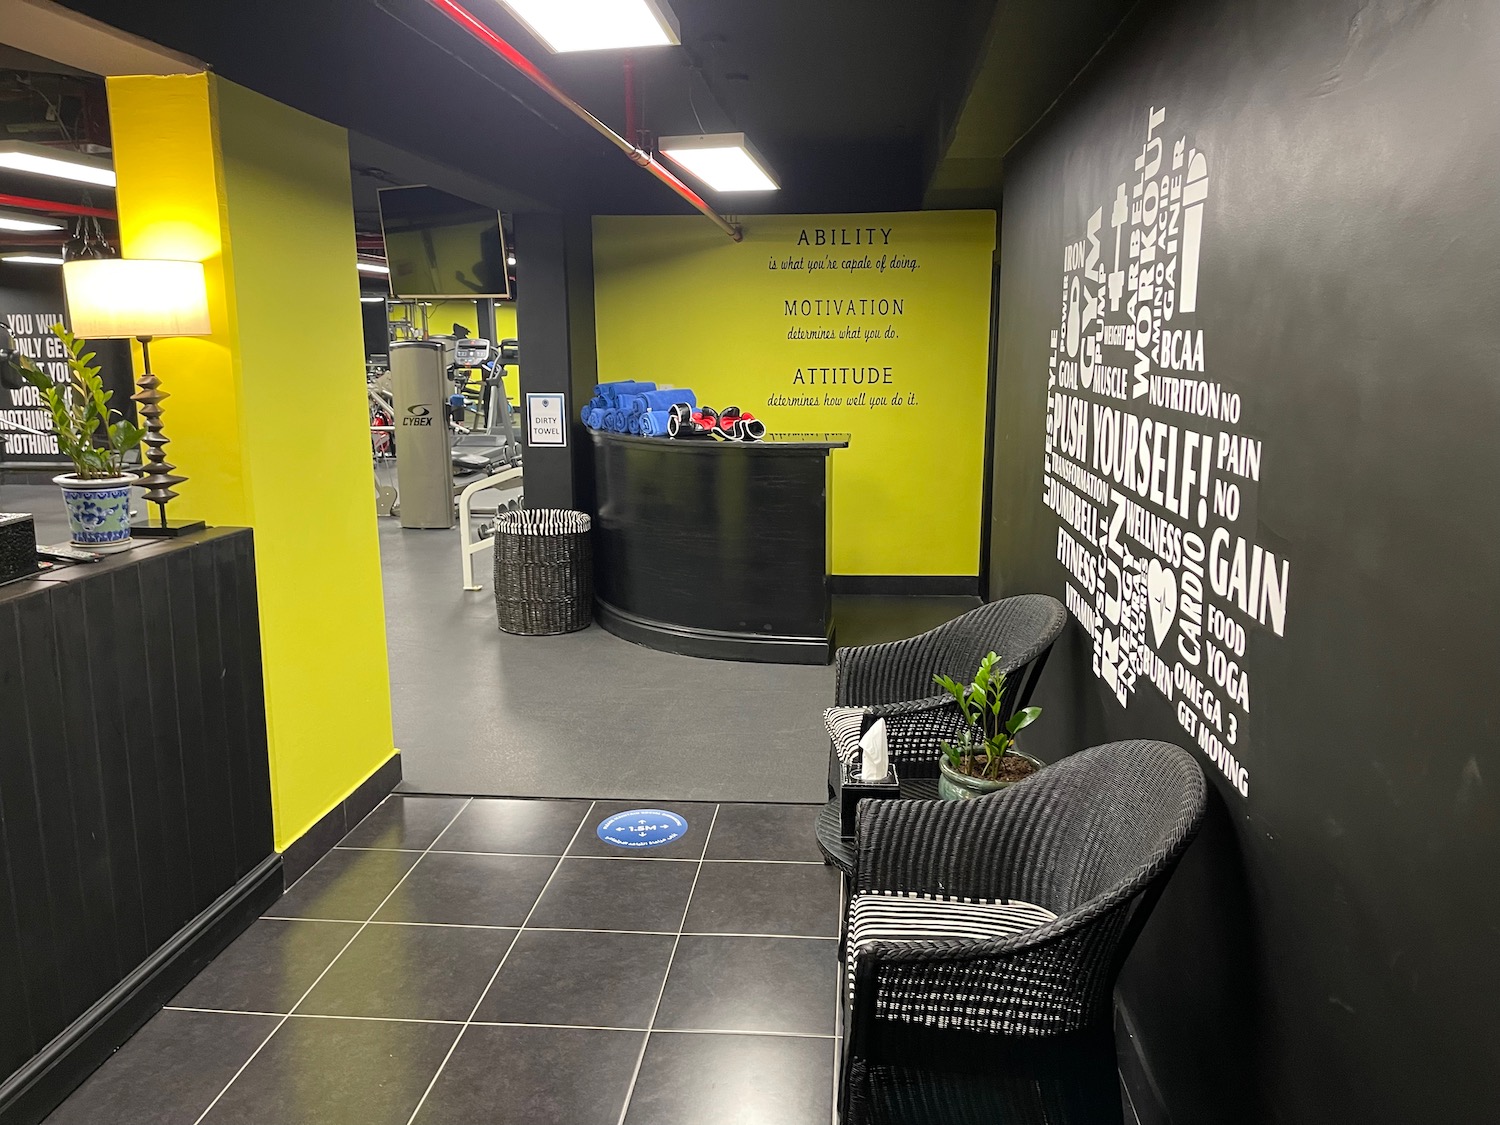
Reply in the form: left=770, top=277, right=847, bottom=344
left=0, top=141, right=116, bottom=188
left=497, top=0, right=680, bottom=53
left=1, top=253, right=65, bottom=265
left=0, top=208, right=66, bottom=232
left=507, top=255, right=516, bottom=266
left=356, top=261, right=390, bottom=275
left=657, top=133, right=778, bottom=193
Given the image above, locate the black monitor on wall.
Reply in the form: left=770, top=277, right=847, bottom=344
left=377, top=185, right=511, bottom=300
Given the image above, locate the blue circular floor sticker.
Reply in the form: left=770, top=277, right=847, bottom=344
left=597, top=809, right=689, bottom=849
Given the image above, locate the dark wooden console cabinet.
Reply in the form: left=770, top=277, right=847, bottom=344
left=0, top=528, right=280, bottom=1125
left=590, top=431, right=848, bottom=664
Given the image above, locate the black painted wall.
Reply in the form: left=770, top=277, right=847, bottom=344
left=0, top=267, right=135, bottom=467
left=513, top=213, right=598, bottom=511
left=989, top=1, right=1500, bottom=1122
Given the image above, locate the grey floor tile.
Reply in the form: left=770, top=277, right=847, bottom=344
left=473, top=929, right=676, bottom=1029
left=265, top=848, right=421, bottom=921
left=567, top=801, right=717, bottom=860
left=201, top=1016, right=460, bottom=1125
left=42, top=1009, right=278, bottom=1125
left=527, top=858, right=699, bottom=932
left=341, top=795, right=468, bottom=850
left=171, top=919, right=360, bottom=1013
left=622, top=1031, right=833, bottom=1125
left=296, top=923, right=514, bottom=1021
left=432, top=798, right=593, bottom=855
left=412, top=1025, right=644, bottom=1125
left=705, top=803, right=826, bottom=862
left=655, top=936, right=837, bottom=1036
left=684, top=860, right=842, bottom=937
left=374, top=852, right=558, bottom=927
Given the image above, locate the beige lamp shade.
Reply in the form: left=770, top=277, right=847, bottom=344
left=63, top=258, right=211, bottom=339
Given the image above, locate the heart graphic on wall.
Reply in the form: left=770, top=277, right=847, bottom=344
left=1147, top=559, right=1178, bottom=648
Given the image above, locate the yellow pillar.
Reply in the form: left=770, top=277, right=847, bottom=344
left=107, top=73, right=396, bottom=851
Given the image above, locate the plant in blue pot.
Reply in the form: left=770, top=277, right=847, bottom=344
left=18, top=325, right=143, bottom=553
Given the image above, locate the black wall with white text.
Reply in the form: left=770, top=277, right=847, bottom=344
left=989, top=1, right=1500, bottom=1121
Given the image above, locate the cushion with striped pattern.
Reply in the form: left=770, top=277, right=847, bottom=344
left=845, top=890, right=1057, bottom=994
left=824, top=699, right=970, bottom=771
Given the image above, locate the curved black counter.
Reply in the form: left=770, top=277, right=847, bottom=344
left=590, top=431, right=849, bottom=664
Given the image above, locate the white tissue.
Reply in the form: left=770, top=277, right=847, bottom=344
left=859, top=718, right=889, bottom=782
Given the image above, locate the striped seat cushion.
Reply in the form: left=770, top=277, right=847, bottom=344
left=824, top=700, right=970, bottom=771
left=845, top=891, right=1057, bottom=994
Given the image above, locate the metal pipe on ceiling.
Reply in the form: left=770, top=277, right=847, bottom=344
left=423, top=0, right=742, bottom=242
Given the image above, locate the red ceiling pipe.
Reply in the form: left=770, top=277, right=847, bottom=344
left=424, top=0, right=742, bottom=242
left=0, top=193, right=117, bottom=220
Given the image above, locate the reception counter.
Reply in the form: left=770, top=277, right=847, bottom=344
left=590, top=430, right=848, bottom=664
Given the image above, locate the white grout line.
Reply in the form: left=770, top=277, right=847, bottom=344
left=190, top=799, right=474, bottom=1125
left=401, top=800, right=600, bottom=1125
left=830, top=869, right=846, bottom=1125
left=335, top=847, right=826, bottom=865
left=163, top=1007, right=837, bottom=1039
left=613, top=803, right=722, bottom=1125
left=244, top=917, right=838, bottom=940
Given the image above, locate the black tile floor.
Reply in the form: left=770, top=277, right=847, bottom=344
left=44, top=795, right=843, bottom=1125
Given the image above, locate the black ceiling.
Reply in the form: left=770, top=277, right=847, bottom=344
left=28, top=0, right=1143, bottom=219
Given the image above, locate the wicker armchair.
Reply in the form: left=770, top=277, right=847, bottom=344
left=835, top=594, right=1068, bottom=716
left=817, top=597, right=1068, bottom=870
left=840, top=740, right=1207, bottom=1124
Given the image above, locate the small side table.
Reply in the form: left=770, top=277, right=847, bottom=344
left=815, top=778, right=941, bottom=875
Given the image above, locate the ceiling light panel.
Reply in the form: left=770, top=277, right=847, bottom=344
left=657, top=133, right=779, bottom=192
left=0, top=141, right=116, bottom=188
left=0, top=208, right=66, bottom=232
left=498, top=0, right=680, bottom=53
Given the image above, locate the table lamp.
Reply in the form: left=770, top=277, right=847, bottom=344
left=62, top=258, right=212, bottom=537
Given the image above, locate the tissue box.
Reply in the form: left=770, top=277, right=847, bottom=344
left=0, top=513, right=39, bottom=585
left=838, top=761, right=900, bottom=837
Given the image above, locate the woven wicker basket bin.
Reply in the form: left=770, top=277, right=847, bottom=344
left=493, top=509, right=594, bottom=635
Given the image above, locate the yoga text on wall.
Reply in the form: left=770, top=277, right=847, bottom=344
left=1042, top=106, right=1292, bottom=798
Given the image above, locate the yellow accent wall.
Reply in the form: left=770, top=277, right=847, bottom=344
left=108, top=73, right=395, bottom=851
left=592, top=212, right=996, bottom=577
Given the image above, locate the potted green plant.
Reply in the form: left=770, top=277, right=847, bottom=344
left=18, top=324, right=142, bottom=553
left=932, top=652, right=1044, bottom=800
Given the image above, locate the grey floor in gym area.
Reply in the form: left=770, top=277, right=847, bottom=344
left=0, top=479, right=978, bottom=803
left=380, top=516, right=978, bottom=803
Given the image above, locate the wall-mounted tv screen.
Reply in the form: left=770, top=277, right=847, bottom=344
left=377, top=185, right=511, bottom=300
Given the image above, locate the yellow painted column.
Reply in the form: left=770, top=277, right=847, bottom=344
left=108, top=73, right=396, bottom=851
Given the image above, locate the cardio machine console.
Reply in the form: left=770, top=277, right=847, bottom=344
left=454, top=338, right=492, bottom=368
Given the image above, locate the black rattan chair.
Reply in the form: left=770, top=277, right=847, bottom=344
left=839, top=740, right=1207, bottom=1125
left=817, top=595, right=1068, bottom=870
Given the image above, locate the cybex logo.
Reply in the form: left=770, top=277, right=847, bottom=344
left=403, top=404, right=433, bottom=427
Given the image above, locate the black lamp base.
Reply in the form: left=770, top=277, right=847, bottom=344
left=131, top=518, right=206, bottom=539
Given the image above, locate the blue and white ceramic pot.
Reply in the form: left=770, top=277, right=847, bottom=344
left=53, top=474, right=135, bottom=553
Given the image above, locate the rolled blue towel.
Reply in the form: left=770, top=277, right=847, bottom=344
left=617, top=393, right=651, bottom=417
left=637, top=388, right=696, bottom=412
left=596, top=380, right=655, bottom=405
left=584, top=407, right=605, bottom=429
left=627, top=414, right=644, bottom=435
left=640, top=410, right=674, bottom=437
left=603, top=409, right=626, bottom=433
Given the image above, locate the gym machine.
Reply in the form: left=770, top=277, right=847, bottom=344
left=388, top=337, right=455, bottom=529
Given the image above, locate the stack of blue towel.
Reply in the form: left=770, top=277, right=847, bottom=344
left=581, top=381, right=699, bottom=437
